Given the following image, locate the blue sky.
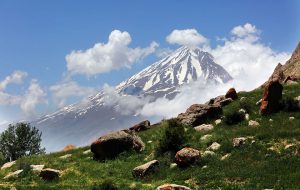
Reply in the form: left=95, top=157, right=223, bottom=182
left=0, top=0, right=299, bottom=123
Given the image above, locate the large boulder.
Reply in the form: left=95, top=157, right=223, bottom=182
left=91, top=130, right=145, bottom=160
left=177, top=104, right=222, bottom=127
left=156, top=184, right=191, bottom=190
left=1, top=161, right=16, bottom=170
left=175, top=148, right=200, bottom=167
left=260, top=80, right=283, bottom=115
left=206, top=95, right=233, bottom=107
left=225, top=88, right=238, bottom=100
left=39, top=168, right=61, bottom=181
left=194, top=124, right=214, bottom=132
left=132, top=160, right=159, bottom=178
left=129, top=120, right=151, bottom=132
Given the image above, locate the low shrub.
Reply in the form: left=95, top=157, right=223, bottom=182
left=239, top=99, right=252, bottom=113
left=92, top=179, right=118, bottom=190
left=280, top=96, right=299, bottom=112
left=224, top=107, right=245, bottom=125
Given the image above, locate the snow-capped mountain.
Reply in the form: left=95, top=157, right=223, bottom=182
left=32, top=46, right=232, bottom=152
left=117, top=46, right=232, bottom=99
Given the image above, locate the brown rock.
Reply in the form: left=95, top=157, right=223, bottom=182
left=39, top=168, right=61, bottom=181
left=91, top=130, right=145, bottom=160
left=233, top=137, right=247, bottom=147
left=260, top=80, right=283, bottom=115
left=132, top=160, right=159, bottom=178
left=156, top=184, right=191, bottom=190
left=283, top=76, right=297, bottom=83
left=177, top=104, right=222, bottom=127
left=225, top=88, right=238, bottom=100
left=62, top=144, right=76, bottom=151
left=129, top=120, right=151, bottom=132
left=175, top=148, right=200, bottom=167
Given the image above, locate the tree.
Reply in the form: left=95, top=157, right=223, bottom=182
left=0, top=123, right=45, bottom=161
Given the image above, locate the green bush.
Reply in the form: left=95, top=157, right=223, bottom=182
left=280, top=96, right=299, bottom=112
left=18, top=160, right=32, bottom=176
left=224, top=107, right=245, bottom=125
left=92, top=179, right=118, bottom=190
left=156, top=118, right=186, bottom=155
left=239, top=99, right=252, bottom=113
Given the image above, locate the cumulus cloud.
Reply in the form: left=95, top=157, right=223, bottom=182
left=0, top=70, right=28, bottom=91
left=231, top=23, right=259, bottom=38
left=166, top=29, right=208, bottom=47
left=20, top=79, right=47, bottom=117
left=50, top=81, right=98, bottom=107
left=66, top=30, right=159, bottom=76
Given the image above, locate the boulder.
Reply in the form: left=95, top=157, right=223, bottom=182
left=1, top=161, right=16, bottom=170
left=207, top=142, right=221, bottom=151
left=194, top=124, right=214, bottom=132
left=248, top=120, right=260, bottom=127
left=4, top=170, right=23, bottom=179
left=225, top=88, right=238, bottom=100
left=283, top=76, right=297, bottom=83
left=177, top=104, right=222, bottom=127
left=260, top=80, right=283, bottom=115
left=129, top=120, right=151, bottom=132
left=156, top=184, right=191, bottom=190
left=62, top=144, right=76, bottom=151
left=233, top=137, right=247, bottom=147
left=206, top=95, right=233, bottom=107
left=175, top=148, right=200, bottom=167
left=132, top=160, right=159, bottom=178
left=200, top=134, right=213, bottom=141
left=59, top=154, right=72, bottom=159
left=215, top=119, right=222, bottom=125
left=91, top=130, right=145, bottom=160
left=39, top=168, right=61, bottom=181
left=30, top=165, right=45, bottom=173
left=202, top=150, right=216, bottom=157
left=83, top=149, right=91, bottom=155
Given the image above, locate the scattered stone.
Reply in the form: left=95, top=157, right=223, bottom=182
left=202, top=150, right=216, bottom=157
left=285, top=144, right=295, bottom=149
left=294, top=96, right=300, bottom=101
left=30, top=165, right=45, bottom=173
left=256, top=99, right=262, bottom=105
left=129, top=120, right=151, bottom=132
left=221, top=153, right=231, bottom=160
left=245, top=113, right=250, bottom=120
left=200, top=134, right=213, bottom=141
left=91, top=130, right=145, bottom=160
left=132, top=160, right=159, bottom=178
left=83, top=149, right=91, bottom=155
left=215, top=119, right=222, bottom=125
left=170, top=163, right=177, bottom=169
left=62, top=144, right=76, bottom=151
left=147, top=140, right=153, bottom=143
left=248, top=120, right=260, bottom=127
left=1, top=161, right=16, bottom=170
left=39, top=168, right=61, bottom=181
left=240, top=97, right=246, bottom=101
left=129, top=183, right=137, bottom=189
left=219, top=98, right=233, bottom=107
left=239, top=109, right=246, bottom=113
left=225, top=88, right=238, bottom=100
left=177, top=104, right=222, bottom=127
left=233, top=137, right=247, bottom=147
left=59, top=154, right=72, bottom=159
left=269, top=119, right=273, bottom=122
left=286, top=80, right=298, bottom=85
left=289, top=117, right=295, bottom=121
left=156, top=184, right=191, bottom=190
left=175, top=148, right=200, bottom=167
left=194, top=124, right=214, bottom=132
left=4, top=170, right=23, bottom=179
left=260, top=80, right=283, bottom=115
left=207, top=142, right=221, bottom=151
left=202, top=165, right=208, bottom=169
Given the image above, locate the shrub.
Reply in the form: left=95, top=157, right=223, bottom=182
left=156, top=119, right=186, bottom=155
left=239, top=99, right=252, bottom=113
left=224, top=107, right=245, bottom=125
left=92, top=179, right=118, bottom=190
left=280, top=96, right=299, bottom=112
left=18, top=160, right=32, bottom=176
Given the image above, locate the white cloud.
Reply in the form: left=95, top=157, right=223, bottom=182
left=0, top=70, right=28, bottom=91
left=231, top=23, right=259, bottom=38
left=66, top=30, right=158, bottom=76
left=166, top=29, right=208, bottom=47
left=50, top=81, right=98, bottom=107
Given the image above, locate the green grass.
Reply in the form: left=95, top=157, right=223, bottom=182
left=1, top=82, right=300, bottom=190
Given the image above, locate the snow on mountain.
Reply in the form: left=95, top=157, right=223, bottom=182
left=32, top=46, right=232, bottom=152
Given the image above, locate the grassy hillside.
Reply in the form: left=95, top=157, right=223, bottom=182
left=0, top=82, right=300, bottom=190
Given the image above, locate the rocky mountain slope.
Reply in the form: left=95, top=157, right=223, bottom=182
left=32, top=46, right=232, bottom=152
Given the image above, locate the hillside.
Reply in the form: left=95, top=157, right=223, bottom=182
left=0, top=80, right=299, bottom=190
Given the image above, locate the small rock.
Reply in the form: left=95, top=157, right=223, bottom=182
left=39, top=168, right=61, bottom=181
left=256, top=99, right=262, bottom=105
left=221, top=153, right=231, bottom=160
left=129, top=120, right=151, bottom=132
left=83, top=149, right=91, bottom=155
left=203, top=150, right=216, bottom=157
left=269, top=119, right=273, bottom=122
left=245, top=113, right=250, bottom=120
left=194, top=124, right=214, bottom=132
left=225, top=88, right=238, bottom=100
left=248, top=120, right=260, bottom=127
left=215, top=119, right=222, bottom=125
left=147, top=140, right=153, bottom=143
left=170, top=163, right=177, bottom=169
left=285, top=144, right=294, bottom=149
left=129, top=183, right=137, bottom=189
left=240, top=97, right=246, bottom=101
left=10, top=187, right=17, bottom=190
left=239, top=109, right=246, bottom=113
left=1, top=161, right=16, bottom=170
left=4, top=170, right=23, bottom=179
left=156, top=184, right=191, bottom=190
left=175, top=148, right=200, bottom=167
left=233, top=137, right=247, bottom=147
left=59, top=154, right=72, bottom=159
left=207, top=142, right=221, bottom=151
left=202, top=165, right=208, bottom=169
left=200, top=134, right=213, bottom=141
left=30, top=165, right=45, bottom=173
left=289, top=117, right=295, bottom=121
left=132, top=160, right=159, bottom=178
left=294, top=96, right=300, bottom=101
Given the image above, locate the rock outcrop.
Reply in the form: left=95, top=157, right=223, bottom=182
left=129, top=120, right=151, bottom=132
left=39, top=168, right=61, bottom=181
left=225, top=88, right=238, bottom=100
left=132, top=160, right=159, bottom=178
left=260, top=80, right=283, bottom=115
left=1, top=161, right=16, bottom=170
left=4, top=170, right=23, bottom=179
left=177, top=104, right=222, bottom=127
left=175, top=148, right=200, bottom=167
left=91, top=130, right=145, bottom=160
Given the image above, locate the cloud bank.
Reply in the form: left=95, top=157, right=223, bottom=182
left=66, top=30, right=158, bottom=76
